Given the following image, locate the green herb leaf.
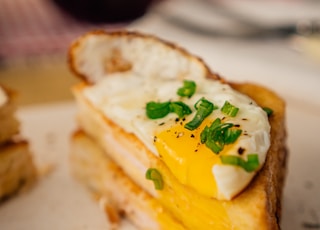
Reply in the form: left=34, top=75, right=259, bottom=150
left=245, top=154, right=261, bottom=172
left=185, top=98, right=216, bottom=130
left=200, top=118, right=242, bottom=154
left=205, top=138, right=224, bottom=154
left=220, top=154, right=260, bottom=172
left=145, top=168, right=164, bottom=190
left=169, top=101, right=192, bottom=118
left=224, top=129, right=242, bottom=144
left=200, top=118, right=222, bottom=141
left=146, top=101, right=192, bottom=119
left=146, top=101, right=171, bottom=119
left=221, top=101, right=239, bottom=117
left=177, top=80, right=196, bottom=98
left=263, top=107, right=273, bottom=117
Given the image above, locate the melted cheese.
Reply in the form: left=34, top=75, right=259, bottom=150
left=84, top=72, right=270, bottom=200
left=149, top=151, right=232, bottom=229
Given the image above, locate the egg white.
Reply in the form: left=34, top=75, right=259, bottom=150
left=83, top=72, right=270, bottom=200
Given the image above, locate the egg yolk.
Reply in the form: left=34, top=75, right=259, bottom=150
left=154, top=119, right=223, bottom=198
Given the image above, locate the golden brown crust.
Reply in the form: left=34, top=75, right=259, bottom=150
left=0, top=139, right=37, bottom=202
left=0, top=138, right=28, bottom=150
left=0, top=84, right=18, bottom=103
left=0, top=84, right=36, bottom=202
left=68, top=30, right=222, bottom=84
left=0, top=85, right=20, bottom=145
left=230, top=82, right=287, bottom=229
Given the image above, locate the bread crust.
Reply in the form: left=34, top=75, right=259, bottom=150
left=0, top=85, right=19, bottom=145
left=68, top=30, right=222, bottom=85
left=0, top=85, right=36, bottom=202
left=0, top=139, right=37, bottom=202
left=69, top=30, right=287, bottom=229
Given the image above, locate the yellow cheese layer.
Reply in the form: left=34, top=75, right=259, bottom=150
left=150, top=152, right=232, bottom=229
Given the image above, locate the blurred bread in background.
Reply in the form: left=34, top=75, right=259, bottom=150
left=0, top=85, right=37, bottom=202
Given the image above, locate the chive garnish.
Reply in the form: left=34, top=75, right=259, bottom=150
left=224, top=128, right=243, bottom=144
left=145, top=168, right=164, bottom=190
left=200, top=118, right=242, bottom=154
left=221, top=101, right=239, bottom=117
left=146, top=101, right=191, bottom=119
left=184, top=98, right=216, bottom=130
left=177, top=80, right=196, bottom=98
left=169, top=101, right=192, bottom=118
left=220, top=154, right=260, bottom=172
left=263, top=107, right=273, bottom=117
left=146, top=101, right=171, bottom=119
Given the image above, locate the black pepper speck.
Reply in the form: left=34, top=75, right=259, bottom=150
left=238, top=147, right=245, bottom=155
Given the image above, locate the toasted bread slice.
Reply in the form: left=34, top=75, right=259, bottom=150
left=0, top=139, right=37, bottom=201
left=69, top=30, right=287, bottom=229
left=0, top=86, right=19, bottom=145
left=0, top=85, right=36, bottom=202
left=71, top=81, right=286, bottom=230
left=71, top=130, right=185, bottom=230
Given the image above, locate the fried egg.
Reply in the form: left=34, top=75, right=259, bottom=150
left=83, top=72, right=270, bottom=200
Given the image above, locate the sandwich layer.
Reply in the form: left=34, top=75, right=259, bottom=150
left=0, top=139, right=37, bottom=201
left=72, top=81, right=286, bottom=230
left=0, top=86, right=19, bottom=144
left=71, top=130, right=186, bottom=230
left=0, top=85, right=37, bottom=202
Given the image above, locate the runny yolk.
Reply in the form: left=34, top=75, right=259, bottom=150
left=154, top=119, right=222, bottom=198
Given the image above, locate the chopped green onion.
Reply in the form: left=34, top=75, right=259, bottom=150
left=146, top=101, right=192, bottom=119
left=146, top=101, right=171, bottom=119
left=263, top=107, right=273, bottom=117
left=204, top=137, right=224, bottom=154
left=200, top=118, right=242, bottom=154
left=177, top=80, right=196, bottom=98
left=221, top=101, right=239, bottom=117
left=146, top=80, right=195, bottom=120
left=145, top=168, right=164, bottom=190
left=185, top=98, right=216, bottom=130
left=200, top=118, right=222, bottom=143
left=224, top=128, right=242, bottom=144
left=220, top=154, right=260, bottom=172
left=169, top=101, right=192, bottom=118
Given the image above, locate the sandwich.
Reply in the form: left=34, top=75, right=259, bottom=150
left=0, top=85, right=36, bottom=201
left=68, top=30, right=287, bottom=229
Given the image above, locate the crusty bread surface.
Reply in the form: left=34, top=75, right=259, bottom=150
left=69, top=30, right=287, bottom=230
left=0, top=140, right=37, bottom=201
left=0, top=86, right=19, bottom=145
left=0, top=85, right=37, bottom=202
left=71, top=130, right=185, bottom=230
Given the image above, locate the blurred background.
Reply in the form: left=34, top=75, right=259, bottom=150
left=0, top=0, right=320, bottom=229
left=0, top=0, right=158, bottom=104
left=0, top=0, right=319, bottom=105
